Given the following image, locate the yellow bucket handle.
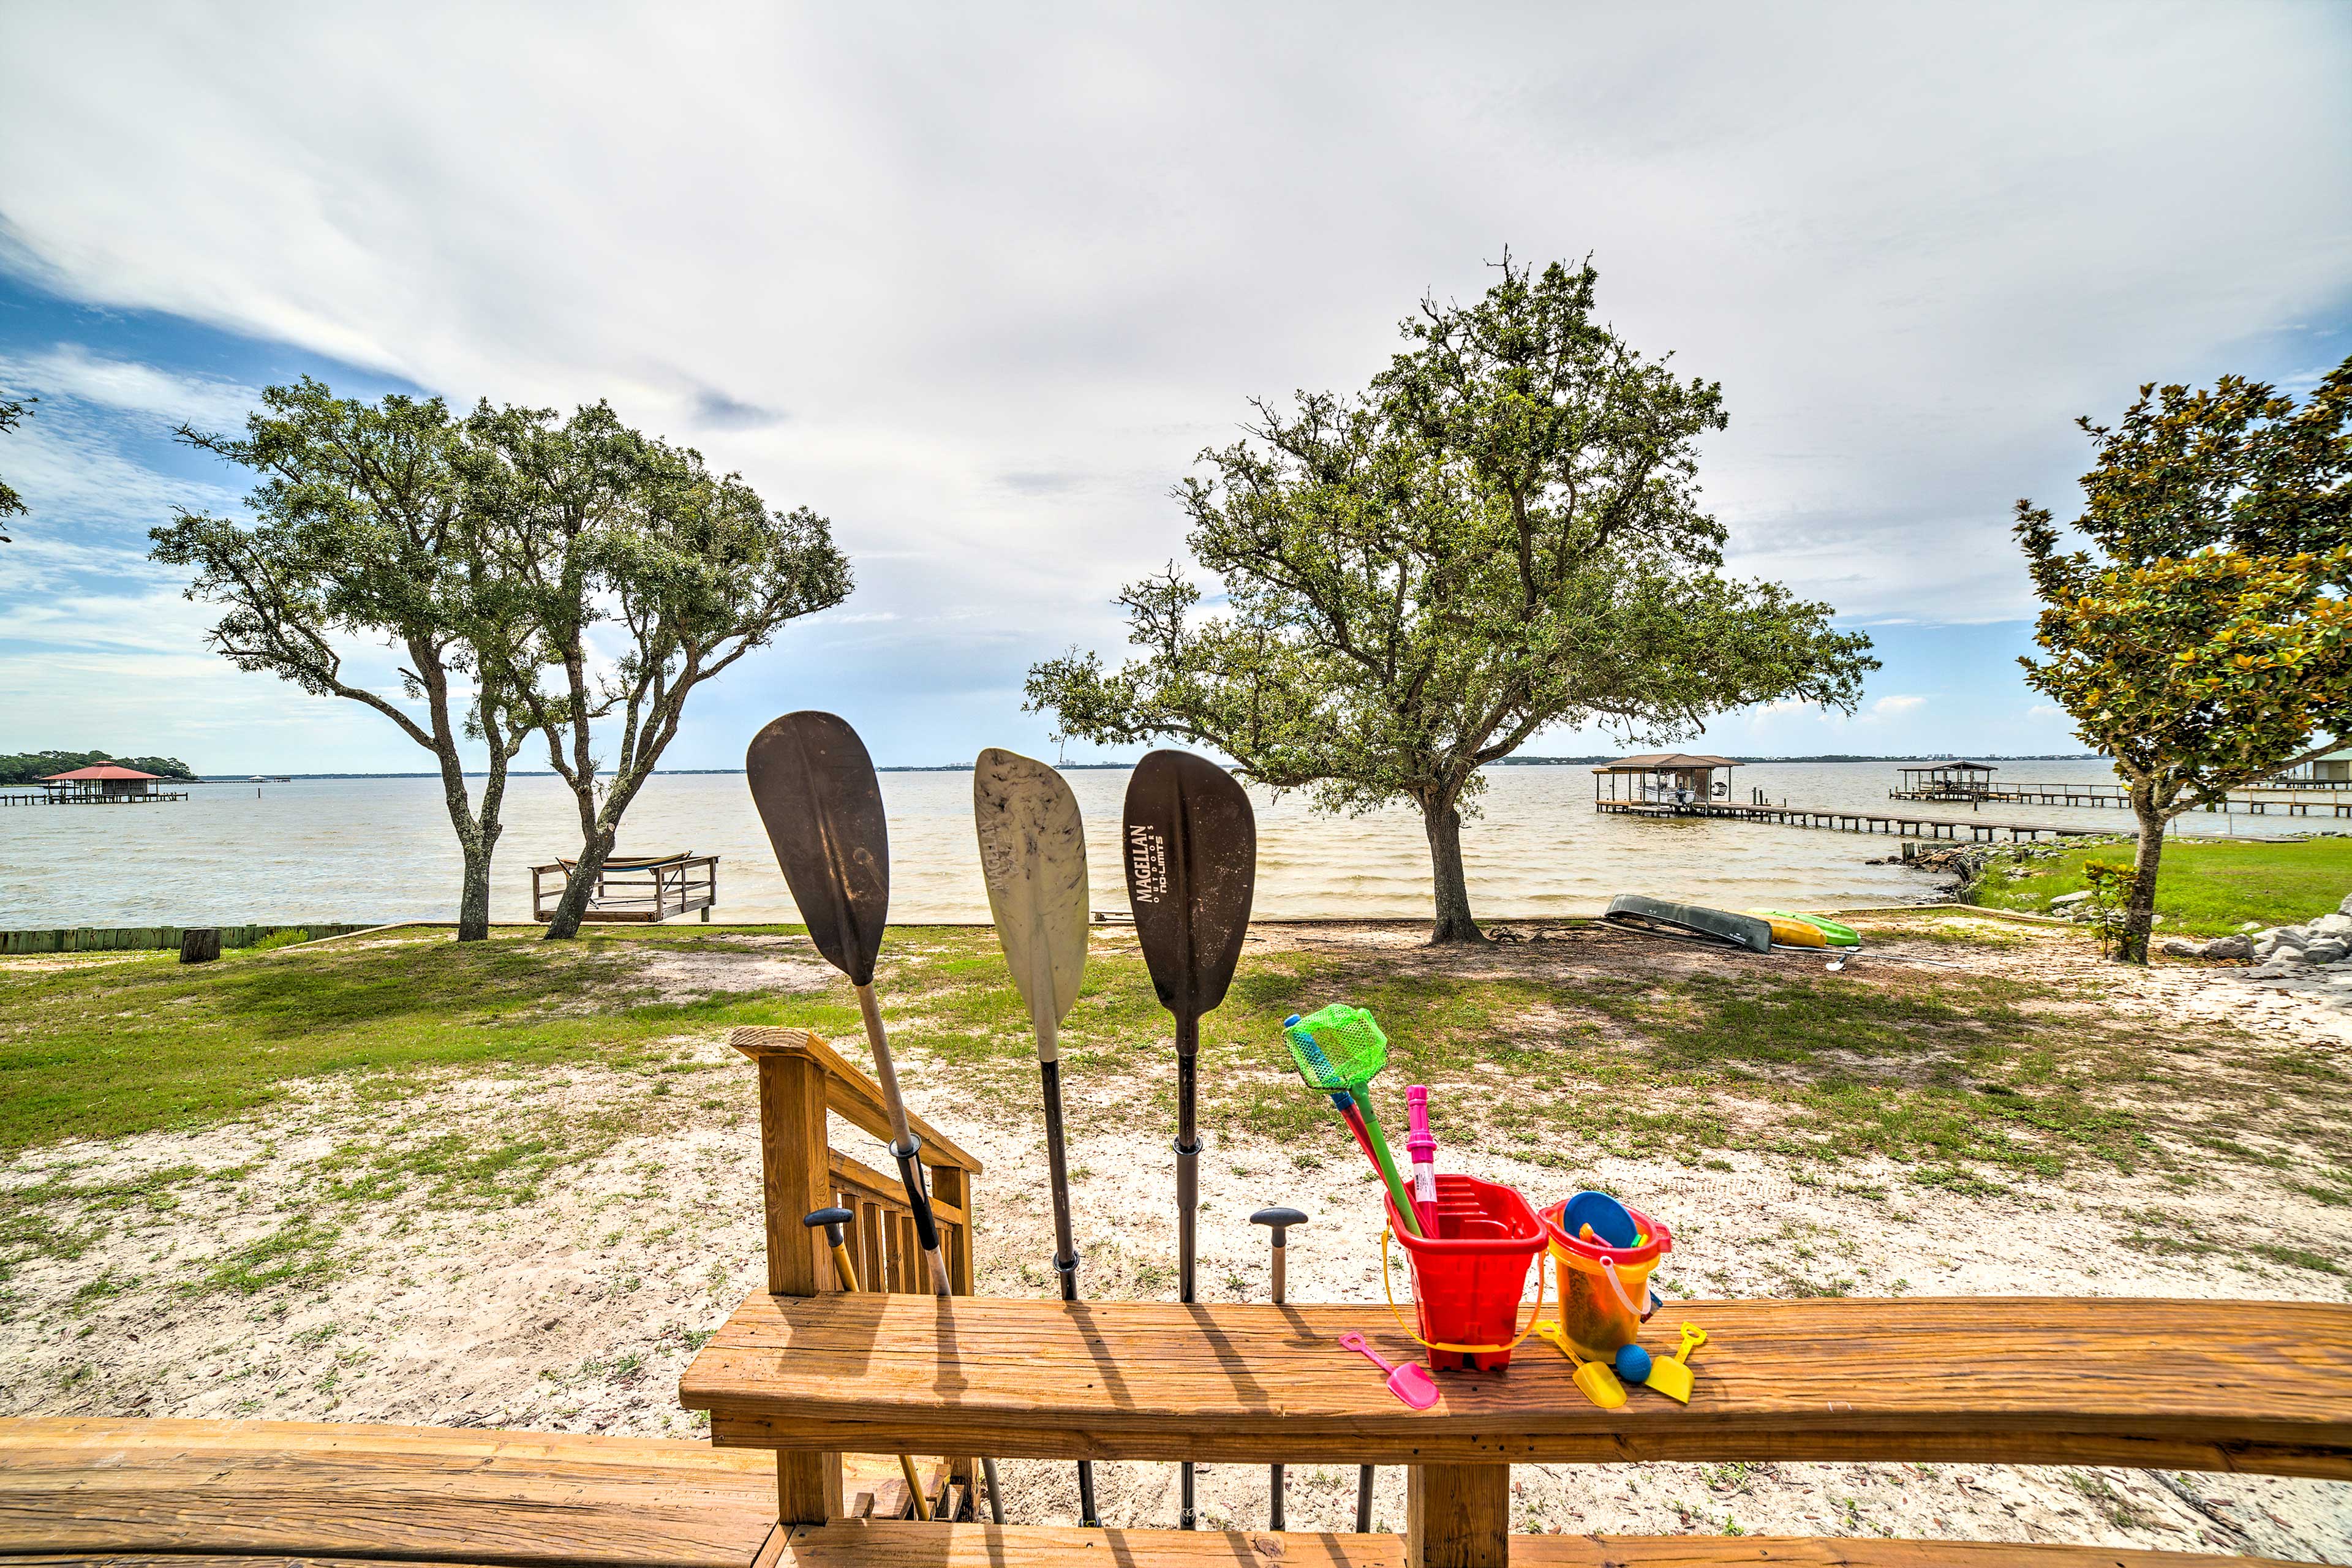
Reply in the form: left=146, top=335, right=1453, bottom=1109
left=1380, top=1227, right=1548, bottom=1355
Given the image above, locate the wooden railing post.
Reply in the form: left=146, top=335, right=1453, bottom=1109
left=1408, top=1464, right=1509, bottom=1568
left=735, top=1031, right=842, bottom=1526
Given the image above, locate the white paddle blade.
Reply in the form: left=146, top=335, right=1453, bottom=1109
left=973, top=748, right=1090, bottom=1048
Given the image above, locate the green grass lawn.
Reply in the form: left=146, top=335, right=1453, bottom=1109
left=6, top=921, right=2343, bottom=1207
left=1969, top=835, right=2352, bottom=935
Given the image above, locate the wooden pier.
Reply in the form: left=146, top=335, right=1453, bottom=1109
left=1889, top=780, right=2352, bottom=816
left=1, top=788, right=189, bottom=806
left=1598, top=798, right=2103, bottom=843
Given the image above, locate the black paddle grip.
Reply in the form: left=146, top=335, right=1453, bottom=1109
left=891, top=1136, right=942, bottom=1254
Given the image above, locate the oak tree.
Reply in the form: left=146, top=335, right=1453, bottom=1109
left=1029, top=257, right=1873, bottom=942
left=153, top=380, right=534, bottom=940
left=1, top=393, right=31, bottom=544
left=463, top=401, right=852, bottom=939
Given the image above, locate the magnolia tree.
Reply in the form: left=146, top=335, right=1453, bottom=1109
left=2016, top=358, right=2351, bottom=963
left=1030, top=257, right=1874, bottom=943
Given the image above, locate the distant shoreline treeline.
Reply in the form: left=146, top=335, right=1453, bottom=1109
left=0, top=749, right=198, bottom=785
left=176, top=754, right=2104, bottom=780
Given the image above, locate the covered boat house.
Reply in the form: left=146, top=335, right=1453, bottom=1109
left=2263, top=744, right=2352, bottom=788
left=1590, top=752, right=1740, bottom=808
left=1891, top=761, right=1998, bottom=801
left=37, top=764, right=185, bottom=804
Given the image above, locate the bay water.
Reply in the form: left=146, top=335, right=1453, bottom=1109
left=0, top=758, right=2285, bottom=930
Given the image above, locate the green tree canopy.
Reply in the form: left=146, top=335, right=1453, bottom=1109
left=1030, top=256, right=1875, bottom=941
left=2015, top=358, right=2351, bottom=962
left=0, top=749, right=197, bottom=786
left=462, top=400, right=852, bottom=938
left=151, top=379, right=535, bottom=941
left=0, top=393, right=32, bottom=543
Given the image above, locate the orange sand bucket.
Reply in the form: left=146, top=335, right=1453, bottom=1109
left=1381, top=1174, right=1547, bottom=1371
left=1538, top=1197, right=1673, bottom=1361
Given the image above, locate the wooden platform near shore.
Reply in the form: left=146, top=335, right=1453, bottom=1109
left=1596, top=799, right=2101, bottom=843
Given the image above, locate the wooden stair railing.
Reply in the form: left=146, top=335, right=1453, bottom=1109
left=729, top=1025, right=983, bottom=1522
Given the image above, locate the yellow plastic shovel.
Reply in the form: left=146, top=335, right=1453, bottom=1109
left=1645, top=1322, right=1708, bottom=1403
left=1531, top=1319, right=1625, bottom=1409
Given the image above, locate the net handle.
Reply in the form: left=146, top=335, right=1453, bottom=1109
left=1379, top=1228, right=1547, bottom=1355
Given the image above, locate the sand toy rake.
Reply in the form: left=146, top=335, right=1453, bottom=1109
left=1284, top=1004, right=1420, bottom=1236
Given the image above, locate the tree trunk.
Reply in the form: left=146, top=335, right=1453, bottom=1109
left=1421, top=794, right=1487, bottom=945
left=456, top=842, right=494, bottom=943
left=541, top=823, right=617, bottom=940
left=2117, top=788, right=2168, bottom=965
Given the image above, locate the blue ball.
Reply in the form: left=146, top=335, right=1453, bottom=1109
left=1614, top=1344, right=1653, bottom=1383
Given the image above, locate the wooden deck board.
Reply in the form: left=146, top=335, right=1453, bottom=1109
left=0, top=1417, right=778, bottom=1567
left=680, top=1294, right=2352, bottom=1477
left=771, top=1521, right=2294, bottom=1568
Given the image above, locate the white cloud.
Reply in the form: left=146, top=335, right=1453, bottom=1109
left=0, top=412, right=232, bottom=529
left=2027, top=704, right=2068, bottom=720
left=0, top=3, right=2344, bottom=764
left=0, top=345, right=259, bottom=429
left=2, top=7, right=2345, bottom=616
left=1868, top=694, right=1929, bottom=718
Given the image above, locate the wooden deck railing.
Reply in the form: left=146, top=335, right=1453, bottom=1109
left=729, top=1025, right=982, bottom=1521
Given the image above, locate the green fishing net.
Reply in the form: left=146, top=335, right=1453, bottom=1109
left=1282, top=1003, right=1389, bottom=1091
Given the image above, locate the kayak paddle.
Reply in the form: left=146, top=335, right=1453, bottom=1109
left=1123, top=749, right=1256, bottom=1530
left=745, top=710, right=1004, bottom=1523
left=972, top=746, right=1099, bottom=1528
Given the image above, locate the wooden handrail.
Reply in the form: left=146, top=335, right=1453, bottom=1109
left=727, top=1025, right=981, bottom=1525
left=731, top=1027, right=983, bottom=1174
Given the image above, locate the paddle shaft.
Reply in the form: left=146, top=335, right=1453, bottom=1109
left=1266, top=1222, right=1286, bottom=1531
left=853, top=984, right=954, bottom=1297
left=1174, top=1012, right=1203, bottom=1528
left=1176, top=1015, right=1201, bottom=1300
left=855, top=981, right=1003, bottom=1518
left=1033, top=1015, right=1101, bottom=1528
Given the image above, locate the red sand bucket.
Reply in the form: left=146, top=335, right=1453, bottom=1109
left=1381, top=1174, right=1547, bottom=1371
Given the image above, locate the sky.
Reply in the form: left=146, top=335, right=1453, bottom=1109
left=0, top=4, right=2346, bottom=772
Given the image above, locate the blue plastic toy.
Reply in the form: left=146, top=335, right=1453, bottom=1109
left=1561, top=1189, right=1640, bottom=1248
left=1614, top=1343, right=1653, bottom=1384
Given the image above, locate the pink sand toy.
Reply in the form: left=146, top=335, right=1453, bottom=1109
left=1337, top=1332, right=1441, bottom=1410
left=1405, top=1084, right=1440, bottom=1235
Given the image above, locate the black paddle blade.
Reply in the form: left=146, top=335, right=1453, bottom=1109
left=745, top=711, right=890, bottom=986
left=1122, top=749, right=1257, bottom=1022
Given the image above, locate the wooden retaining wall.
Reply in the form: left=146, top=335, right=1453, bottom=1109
left=0, top=922, right=377, bottom=956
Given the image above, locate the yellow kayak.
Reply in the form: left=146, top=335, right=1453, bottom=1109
left=1749, top=909, right=1863, bottom=948
left=1752, top=913, right=1831, bottom=948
